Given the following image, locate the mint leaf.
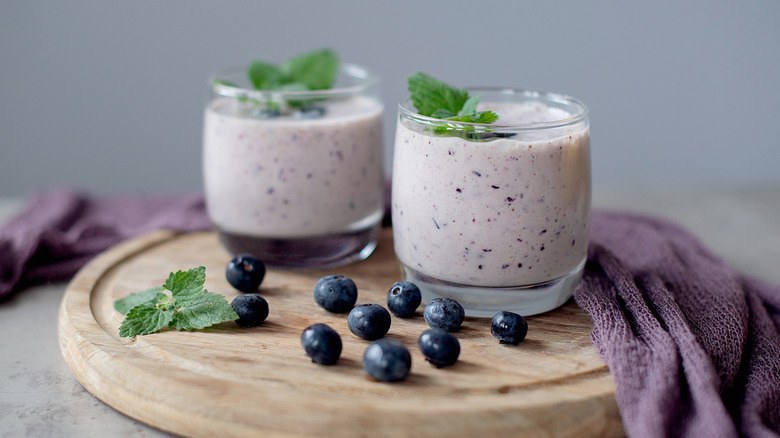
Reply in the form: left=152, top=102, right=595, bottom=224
left=450, top=110, right=499, bottom=124
left=430, top=108, right=455, bottom=119
left=113, top=287, right=161, bottom=315
left=408, top=72, right=469, bottom=117
left=118, top=293, right=174, bottom=337
left=280, top=48, right=338, bottom=90
left=460, top=95, right=480, bottom=116
left=115, top=266, right=238, bottom=337
left=164, top=266, right=206, bottom=298
left=248, top=60, right=283, bottom=90
left=432, top=111, right=501, bottom=134
left=271, top=82, right=309, bottom=92
left=170, top=290, right=239, bottom=331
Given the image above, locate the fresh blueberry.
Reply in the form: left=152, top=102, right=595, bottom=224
left=226, top=254, right=266, bottom=292
left=423, top=297, right=465, bottom=332
left=230, top=294, right=269, bottom=327
left=490, top=311, right=528, bottom=345
left=249, top=107, right=281, bottom=119
left=362, top=339, right=412, bottom=382
left=313, top=275, right=358, bottom=313
left=301, top=323, right=342, bottom=365
left=386, top=281, right=422, bottom=318
left=418, top=329, right=460, bottom=368
left=293, top=106, right=326, bottom=119
left=465, top=131, right=517, bottom=141
left=348, top=304, right=391, bottom=340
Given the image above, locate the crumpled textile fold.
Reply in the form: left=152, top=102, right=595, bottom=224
left=574, top=211, right=780, bottom=438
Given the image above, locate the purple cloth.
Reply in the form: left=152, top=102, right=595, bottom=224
left=0, top=189, right=210, bottom=298
left=1, top=190, right=778, bottom=437
left=575, top=212, right=780, bottom=438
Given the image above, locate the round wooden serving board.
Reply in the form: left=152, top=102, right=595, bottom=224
left=58, top=228, right=623, bottom=437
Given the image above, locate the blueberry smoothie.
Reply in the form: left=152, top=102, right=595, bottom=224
left=391, top=90, right=590, bottom=316
left=203, top=65, right=384, bottom=268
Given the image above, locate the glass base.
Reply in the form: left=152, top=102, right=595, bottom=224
left=400, top=259, right=586, bottom=317
left=217, top=224, right=381, bottom=269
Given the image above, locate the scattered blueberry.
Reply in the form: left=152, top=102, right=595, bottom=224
left=293, top=106, right=326, bottom=119
left=230, top=294, right=269, bottom=327
left=313, top=275, right=358, bottom=313
left=423, top=297, right=465, bottom=332
left=362, top=339, right=412, bottom=382
left=301, top=324, right=342, bottom=365
left=348, top=304, right=391, bottom=340
left=226, top=254, right=266, bottom=292
left=490, top=311, right=528, bottom=345
left=418, top=329, right=460, bottom=368
left=386, top=281, right=422, bottom=318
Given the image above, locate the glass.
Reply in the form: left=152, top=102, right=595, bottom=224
left=203, top=64, right=384, bottom=268
left=391, top=88, right=590, bottom=316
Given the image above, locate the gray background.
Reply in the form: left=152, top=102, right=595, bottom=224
left=1, top=1, right=778, bottom=198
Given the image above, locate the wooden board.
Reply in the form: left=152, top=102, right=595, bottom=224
left=58, top=228, right=623, bottom=437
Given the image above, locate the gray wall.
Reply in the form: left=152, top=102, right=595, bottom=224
left=1, top=1, right=779, bottom=197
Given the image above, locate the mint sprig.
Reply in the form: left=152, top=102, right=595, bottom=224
left=407, top=72, right=499, bottom=135
left=246, top=48, right=338, bottom=92
left=114, top=266, right=238, bottom=337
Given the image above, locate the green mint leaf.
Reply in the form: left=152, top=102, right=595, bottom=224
left=280, top=48, right=338, bottom=91
left=118, top=293, right=175, bottom=337
left=169, top=289, right=239, bottom=331
left=460, top=95, right=480, bottom=115
left=408, top=72, right=469, bottom=117
left=431, top=111, right=501, bottom=134
left=113, top=287, right=161, bottom=315
left=271, top=82, right=309, bottom=92
left=115, top=266, right=238, bottom=337
left=164, top=266, right=206, bottom=298
left=456, top=110, right=499, bottom=124
left=248, top=60, right=283, bottom=90
left=430, top=108, right=455, bottom=119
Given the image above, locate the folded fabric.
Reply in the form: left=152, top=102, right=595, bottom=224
left=575, top=211, right=780, bottom=438
left=1, top=190, right=778, bottom=437
left=0, top=189, right=210, bottom=298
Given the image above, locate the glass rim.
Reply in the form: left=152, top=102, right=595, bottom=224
left=398, top=87, right=589, bottom=131
left=209, top=63, right=380, bottom=100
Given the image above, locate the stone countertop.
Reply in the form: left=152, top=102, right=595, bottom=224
left=1, top=186, right=779, bottom=437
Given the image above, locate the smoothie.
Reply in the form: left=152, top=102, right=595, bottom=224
left=392, top=93, right=590, bottom=315
left=203, top=92, right=384, bottom=267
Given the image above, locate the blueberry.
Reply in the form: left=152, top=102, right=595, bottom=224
left=490, top=311, right=528, bottom=345
left=293, top=106, right=326, bottom=119
left=301, top=323, right=342, bottom=365
left=226, top=254, right=266, bottom=292
left=418, top=329, right=460, bottom=368
left=313, top=275, right=358, bottom=313
left=465, top=131, right=517, bottom=141
left=230, top=294, right=269, bottom=327
left=362, top=339, right=411, bottom=382
left=423, top=297, right=465, bottom=332
left=348, top=304, right=391, bottom=340
left=386, top=281, right=422, bottom=318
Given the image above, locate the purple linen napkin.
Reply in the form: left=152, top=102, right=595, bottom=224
left=1, top=190, right=778, bottom=437
left=0, top=189, right=210, bottom=298
left=575, top=211, right=780, bottom=438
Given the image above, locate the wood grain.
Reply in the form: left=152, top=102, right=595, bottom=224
left=58, top=228, right=623, bottom=437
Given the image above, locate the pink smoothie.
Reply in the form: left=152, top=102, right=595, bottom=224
left=392, top=101, right=590, bottom=287
left=204, top=96, right=384, bottom=239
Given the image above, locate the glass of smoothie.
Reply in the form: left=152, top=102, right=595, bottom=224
left=392, top=86, right=590, bottom=316
left=203, top=62, right=384, bottom=268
